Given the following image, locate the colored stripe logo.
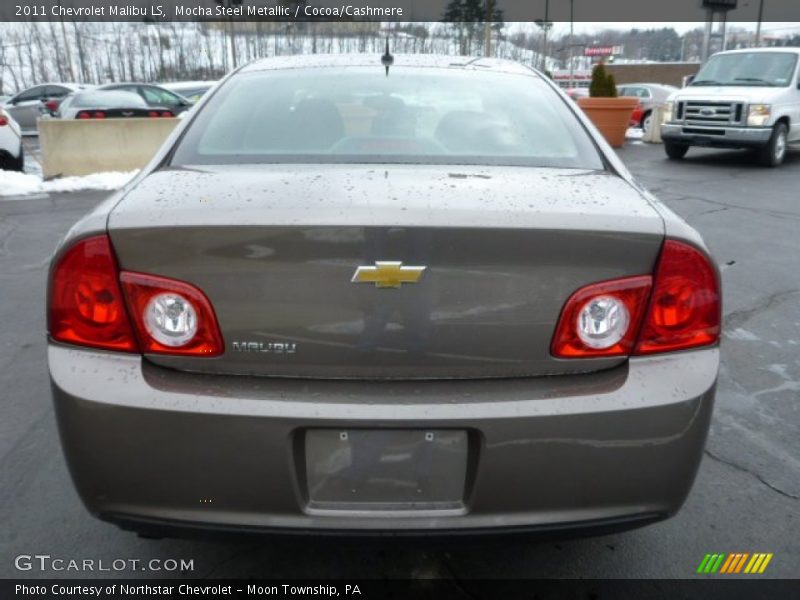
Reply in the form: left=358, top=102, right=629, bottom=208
left=697, top=553, right=773, bottom=574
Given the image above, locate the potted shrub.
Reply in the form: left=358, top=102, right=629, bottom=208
left=577, top=63, right=639, bottom=148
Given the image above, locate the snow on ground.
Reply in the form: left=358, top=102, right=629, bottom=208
left=0, top=169, right=138, bottom=197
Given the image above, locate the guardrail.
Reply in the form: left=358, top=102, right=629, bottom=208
left=38, top=118, right=179, bottom=179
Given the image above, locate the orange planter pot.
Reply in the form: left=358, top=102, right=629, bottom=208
left=577, top=97, right=639, bottom=148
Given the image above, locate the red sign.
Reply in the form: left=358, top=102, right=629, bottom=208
left=584, top=46, right=614, bottom=57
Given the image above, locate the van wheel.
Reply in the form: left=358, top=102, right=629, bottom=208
left=757, top=122, right=788, bottom=167
left=664, top=142, right=689, bottom=160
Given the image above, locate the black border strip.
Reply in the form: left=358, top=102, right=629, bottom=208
left=3, top=0, right=800, bottom=23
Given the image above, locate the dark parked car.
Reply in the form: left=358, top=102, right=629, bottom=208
left=56, top=90, right=174, bottom=120
left=48, top=54, right=720, bottom=538
left=98, top=82, right=193, bottom=115
left=4, top=83, right=89, bottom=132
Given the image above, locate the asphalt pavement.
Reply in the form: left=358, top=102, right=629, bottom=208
left=0, top=143, right=798, bottom=580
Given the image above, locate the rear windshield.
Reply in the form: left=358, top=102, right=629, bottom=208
left=73, top=91, right=147, bottom=108
left=171, top=67, right=604, bottom=169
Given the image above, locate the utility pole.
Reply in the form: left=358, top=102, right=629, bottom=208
left=701, top=11, right=713, bottom=62
left=542, top=0, right=550, bottom=71
left=755, top=0, right=765, bottom=47
left=534, top=0, right=552, bottom=72
left=720, top=12, right=728, bottom=51
left=484, top=0, right=492, bottom=58
left=568, top=0, right=574, bottom=89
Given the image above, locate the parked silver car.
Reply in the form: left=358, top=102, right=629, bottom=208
left=48, top=54, right=720, bottom=538
left=617, top=83, right=678, bottom=133
left=3, top=83, right=88, bottom=133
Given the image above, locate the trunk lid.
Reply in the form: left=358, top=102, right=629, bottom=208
left=108, top=165, right=664, bottom=379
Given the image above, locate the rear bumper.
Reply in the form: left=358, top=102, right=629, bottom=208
left=661, top=123, right=772, bottom=147
left=49, top=344, right=718, bottom=534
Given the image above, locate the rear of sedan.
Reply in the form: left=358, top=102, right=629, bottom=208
left=48, top=55, right=720, bottom=536
left=57, top=90, right=175, bottom=120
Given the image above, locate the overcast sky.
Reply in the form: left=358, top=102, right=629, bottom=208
left=542, top=21, right=800, bottom=36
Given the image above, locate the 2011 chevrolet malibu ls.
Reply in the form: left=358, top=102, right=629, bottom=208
left=48, top=54, right=720, bottom=537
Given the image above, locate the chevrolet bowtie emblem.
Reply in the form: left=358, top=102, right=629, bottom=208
left=351, top=261, right=426, bottom=289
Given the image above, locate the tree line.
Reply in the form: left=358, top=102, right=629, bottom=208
left=2, top=20, right=797, bottom=95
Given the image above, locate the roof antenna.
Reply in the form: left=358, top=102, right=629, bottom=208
left=381, top=36, right=394, bottom=77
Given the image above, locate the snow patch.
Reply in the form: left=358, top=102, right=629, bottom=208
left=0, top=169, right=138, bottom=197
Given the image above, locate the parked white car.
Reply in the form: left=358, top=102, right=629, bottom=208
left=661, top=48, right=800, bottom=167
left=0, top=106, right=24, bottom=171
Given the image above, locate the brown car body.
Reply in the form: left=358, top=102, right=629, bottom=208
left=48, top=55, right=719, bottom=536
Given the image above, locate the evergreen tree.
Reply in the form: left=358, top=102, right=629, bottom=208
left=589, top=62, right=617, bottom=97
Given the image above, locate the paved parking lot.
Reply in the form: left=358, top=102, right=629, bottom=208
left=0, top=143, right=798, bottom=580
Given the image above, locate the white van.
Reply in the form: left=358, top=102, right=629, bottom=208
left=661, top=48, right=800, bottom=167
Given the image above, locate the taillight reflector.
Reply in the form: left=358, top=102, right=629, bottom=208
left=48, top=235, right=138, bottom=352
left=551, top=276, right=652, bottom=358
left=551, top=239, right=720, bottom=359
left=49, top=236, right=224, bottom=357
left=120, top=272, right=224, bottom=356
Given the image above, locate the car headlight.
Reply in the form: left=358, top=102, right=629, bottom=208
left=747, top=104, right=771, bottom=127
left=663, top=101, right=674, bottom=123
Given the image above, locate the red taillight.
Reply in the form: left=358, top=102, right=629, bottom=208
left=0, top=113, right=8, bottom=126
left=634, top=240, right=720, bottom=354
left=49, top=235, right=138, bottom=352
left=120, top=272, right=224, bottom=356
left=551, top=240, right=720, bottom=358
left=45, top=100, right=59, bottom=112
left=161, top=111, right=173, bottom=118
left=93, top=111, right=106, bottom=119
left=49, top=236, right=224, bottom=357
left=77, top=111, right=91, bottom=119
left=148, top=111, right=160, bottom=118
left=551, top=276, right=652, bottom=358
